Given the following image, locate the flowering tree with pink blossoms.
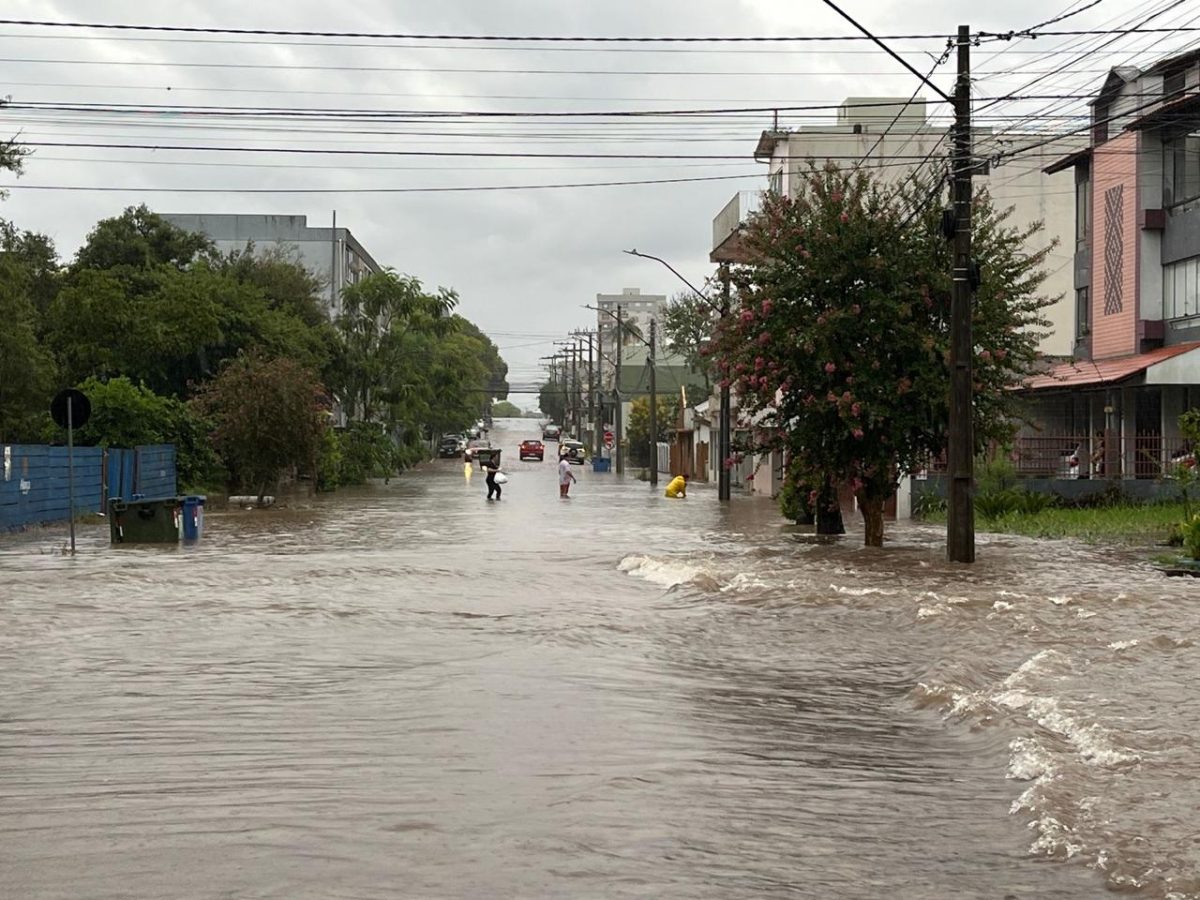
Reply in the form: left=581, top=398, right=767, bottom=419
left=707, top=164, right=1052, bottom=546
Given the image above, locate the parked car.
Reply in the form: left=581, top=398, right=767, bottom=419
left=559, top=439, right=586, bottom=464
left=519, top=439, right=545, bottom=461
left=463, top=438, right=491, bottom=462
left=437, top=436, right=463, bottom=458
left=542, top=424, right=562, bottom=441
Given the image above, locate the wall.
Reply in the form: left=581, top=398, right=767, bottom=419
left=1090, top=131, right=1140, bottom=358
left=1, top=444, right=177, bottom=531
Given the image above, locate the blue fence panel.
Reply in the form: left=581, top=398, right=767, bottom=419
left=134, top=445, right=177, bottom=499
left=105, top=448, right=136, bottom=503
left=2, top=443, right=176, bottom=531
left=0, top=445, right=105, bottom=530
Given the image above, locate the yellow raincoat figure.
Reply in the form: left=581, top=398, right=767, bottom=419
left=664, top=475, right=688, bottom=498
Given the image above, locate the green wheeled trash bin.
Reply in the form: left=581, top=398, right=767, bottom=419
left=108, top=495, right=181, bottom=544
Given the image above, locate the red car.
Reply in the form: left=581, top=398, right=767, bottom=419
left=519, top=439, right=545, bottom=461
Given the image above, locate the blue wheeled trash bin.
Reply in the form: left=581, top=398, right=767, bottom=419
left=181, top=495, right=206, bottom=541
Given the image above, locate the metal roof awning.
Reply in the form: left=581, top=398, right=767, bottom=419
left=1044, top=146, right=1091, bottom=175
left=1021, top=342, right=1200, bottom=391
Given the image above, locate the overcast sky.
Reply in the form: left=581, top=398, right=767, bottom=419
left=2, top=0, right=1196, bottom=391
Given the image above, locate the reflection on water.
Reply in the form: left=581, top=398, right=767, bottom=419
left=1, top=420, right=1196, bottom=898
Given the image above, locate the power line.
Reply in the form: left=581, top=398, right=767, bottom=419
left=0, top=19, right=957, bottom=43
left=0, top=171, right=768, bottom=193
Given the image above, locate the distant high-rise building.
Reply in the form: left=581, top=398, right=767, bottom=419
left=596, top=287, right=667, bottom=387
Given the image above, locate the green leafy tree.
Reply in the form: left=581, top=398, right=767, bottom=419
left=538, top=381, right=567, bottom=424
left=72, top=205, right=212, bottom=272
left=711, top=165, right=1052, bottom=546
left=1, top=220, right=61, bottom=318
left=491, top=400, right=523, bottom=418
left=190, top=354, right=329, bottom=500
left=661, top=290, right=719, bottom=391
left=0, top=254, right=57, bottom=442
left=332, top=270, right=457, bottom=422
left=626, top=395, right=680, bottom=467
left=75, top=376, right=219, bottom=489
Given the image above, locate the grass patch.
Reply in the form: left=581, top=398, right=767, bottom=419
left=922, top=502, right=1185, bottom=544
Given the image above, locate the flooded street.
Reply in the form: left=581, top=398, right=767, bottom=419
left=3, top=419, right=1199, bottom=898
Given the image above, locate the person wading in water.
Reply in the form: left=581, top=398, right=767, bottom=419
left=484, top=457, right=502, bottom=501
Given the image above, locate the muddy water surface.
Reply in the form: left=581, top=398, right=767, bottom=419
left=2, top=420, right=1197, bottom=898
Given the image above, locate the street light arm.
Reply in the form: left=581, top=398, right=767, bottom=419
left=624, top=248, right=723, bottom=315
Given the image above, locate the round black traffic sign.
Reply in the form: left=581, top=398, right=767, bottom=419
left=50, top=388, right=91, bottom=430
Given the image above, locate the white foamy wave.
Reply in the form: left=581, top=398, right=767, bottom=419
left=992, top=600, right=1014, bottom=612
left=916, top=606, right=943, bottom=619
left=617, top=554, right=705, bottom=588
left=1028, top=813, right=1084, bottom=859
left=720, top=572, right=771, bottom=593
left=1049, top=595, right=1073, bottom=606
left=1025, top=697, right=1140, bottom=767
left=1108, top=639, right=1139, bottom=651
left=1002, top=649, right=1066, bottom=689
left=1075, top=609, right=1097, bottom=620
left=1008, top=736, right=1055, bottom=782
left=831, top=585, right=893, bottom=597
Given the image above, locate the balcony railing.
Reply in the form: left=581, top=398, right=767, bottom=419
left=711, top=190, right=763, bottom=260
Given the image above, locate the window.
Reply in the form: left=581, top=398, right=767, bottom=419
left=1164, top=256, right=1200, bottom=318
left=1075, top=170, right=1091, bottom=244
left=1076, top=287, right=1090, bottom=339
left=1093, top=103, right=1109, bottom=144
left=769, top=169, right=783, bottom=196
left=1164, top=132, right=1200, bottom=207
left=1165, top=66, right=1187, bottom=98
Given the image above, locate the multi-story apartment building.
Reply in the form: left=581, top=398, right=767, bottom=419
left=1021, top=50, right=1200, bottom=481
left=595, top=288, right=667, bottom=387
left=162, top=213, right=383, bottom=319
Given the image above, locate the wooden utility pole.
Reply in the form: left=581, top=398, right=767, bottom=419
left=648, top=318, right=658, bottom=487
left=947, top=24, right=976, bottom=563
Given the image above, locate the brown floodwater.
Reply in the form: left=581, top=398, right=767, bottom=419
left=2, top=419, right=1198, bottom=898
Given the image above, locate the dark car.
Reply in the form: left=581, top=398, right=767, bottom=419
left=519, top=439, right=545, bottom=461
left=437, top=434, right=464, bottom=458
left=542, top=424, right=562, bottom=441
left=463, top=438, right=491, bottom=462
left=559, top=439, right=586, bottom=464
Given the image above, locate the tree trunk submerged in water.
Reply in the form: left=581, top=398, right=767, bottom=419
left=860, top=494, right=885, bottom=547
left=815, top=475, right=845, bottom=536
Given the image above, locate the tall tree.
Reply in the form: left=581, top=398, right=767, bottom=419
left=0, top=254, right=57, bottom=442
left=191, top=354, right=328, bottom=500
left=661, top=290, right=719, bottom=391
left=72, top=205, right=212, bottom=272
left=711, top=165, right=1052, bottom=546
left=331, top=270, right=457, bottom=422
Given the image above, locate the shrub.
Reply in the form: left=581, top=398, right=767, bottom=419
left=1183, top=515, right=1200, bottom=561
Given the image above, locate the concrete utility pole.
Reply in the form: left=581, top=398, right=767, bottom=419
left=572, top=342, right=582, bottom=439
left=648, top=318, right=658, bottom=487
left=718, top=267, right=732, bottom=501
left=947, top=24, right=976, bottom=564
left=615, top=305, right=624, bottom=475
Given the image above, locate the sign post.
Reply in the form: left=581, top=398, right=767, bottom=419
left=50, top=389, right=91, bottom=555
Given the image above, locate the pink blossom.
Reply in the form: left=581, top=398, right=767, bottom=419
left=808, top=489, right=819, bottom=505
left=801, top=249, right=812, bottom=260
left=816, top=314, right=827, bottom=326
left=758, top=331, right=771, bottom=345
left=761, top=299, right=773, bottom=316
left=841, top=391, right=852, bottom=403
left=754, top=356, right=765, bottom=372
left=839, top=212, right=850, bottom=224
left=830, top=191, right=844, bottom=204
left=852, top=428, right=864, bottom=440
left=851, top=402, right=861, bottom=417
left=995, top=348, right=1008, bottom=360
left=824, top=362, right=836, bottom=374
left=724, top=457, right=736, bottom=470
left=827, top=391, right=838, bottom=403
left=719, top=378, right=731, bottom=389
left=979, top=349, right=993, bottom=363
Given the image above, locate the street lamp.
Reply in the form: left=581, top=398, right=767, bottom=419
left=623, top=249, right=732, bottom=502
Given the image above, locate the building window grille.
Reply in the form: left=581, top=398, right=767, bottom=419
left=1164, top=256, right=1200, bottom=319
left=1075, top=287, right=1090, bottom=339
